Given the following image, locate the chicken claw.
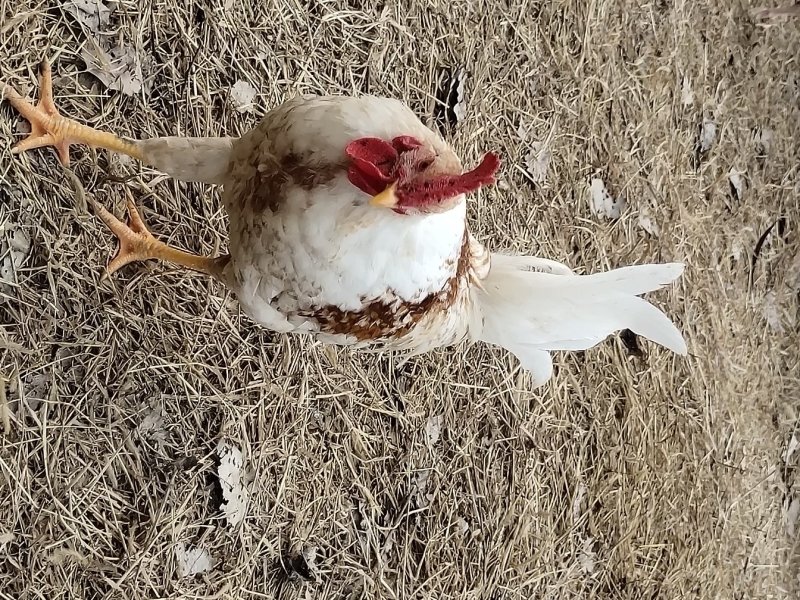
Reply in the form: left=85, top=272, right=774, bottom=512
left=90, top=189, right=229, bottom=281
left=2, top=58, right=143, bottom=167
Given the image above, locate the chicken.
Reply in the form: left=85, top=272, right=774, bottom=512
left=2, top=58, right=687, bottom=385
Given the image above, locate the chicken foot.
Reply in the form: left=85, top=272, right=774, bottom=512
left=5, top=58, right=231, bottom=279
left=90, top=190, right=229, bottom=281
left=3, top=58, right=234, bottom=184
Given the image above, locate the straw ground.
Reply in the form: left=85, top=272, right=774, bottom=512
left=1, top=1, right=798, bottom=598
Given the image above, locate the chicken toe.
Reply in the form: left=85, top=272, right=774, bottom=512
left=3, top=58, right=144, bottom=167
left=90, top=190, right=229, bottom=281
left=6, top=57, right=235, bottom=183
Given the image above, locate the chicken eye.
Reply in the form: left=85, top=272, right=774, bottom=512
left=418, top=158, right=434, bottom=171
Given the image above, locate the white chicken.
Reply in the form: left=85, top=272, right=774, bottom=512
left=2, top=59, right=687, bottom=385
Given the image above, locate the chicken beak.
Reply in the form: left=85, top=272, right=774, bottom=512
left=370, top=183, right=398, bottom=208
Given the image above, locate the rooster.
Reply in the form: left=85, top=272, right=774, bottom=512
left=3, top=59, right=687, bottom=386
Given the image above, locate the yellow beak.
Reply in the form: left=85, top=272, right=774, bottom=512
left=370, top=183, right=398, bottom=208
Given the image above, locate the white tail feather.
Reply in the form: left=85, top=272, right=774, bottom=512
left=470, top=254, right=687, bottom=386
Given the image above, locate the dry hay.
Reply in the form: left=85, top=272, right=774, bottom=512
left=1, top=1, right=798, bottom=598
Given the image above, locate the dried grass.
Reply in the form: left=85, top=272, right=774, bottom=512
left=1, top=1, right=799, bottom=598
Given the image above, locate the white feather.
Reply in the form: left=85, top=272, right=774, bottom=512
left=470, top=255, right=687, bottom=385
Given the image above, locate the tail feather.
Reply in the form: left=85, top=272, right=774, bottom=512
left=471, top=254, right=687, bottom=385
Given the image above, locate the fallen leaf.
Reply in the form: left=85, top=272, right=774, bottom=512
left=137, top=406, right=167, bottom=446
left=754, top=127, right=774, bottom=156
left=302, top=546, right=319, bottom=573
left=728, top=168, right=745, bottom=201
left=230, top=80, right=258, bottom=113
left=785, top=433, right=799, bottom=463
left=64, top=0, right=111, bottom=34
left=789, top=252, right=800, bottom=292
left=456, top=517, right=470, bottom=535
left=0, top=532, right=12, bottom=553
left=785, top=497, right=799, bottom=537
left=698, top=119, right=717, bottom=153
left=579, top=537, right=596, bottom=574
left=47, top=548, right=88, bottom=566
left=681, top=76, right=694, bottom=106
left=524, top=141, right=551, bottom=183
left=175, top=543, right=214, bottom=578
left=0, top=224, right=31, bottom=289
left=425, top=414, right=443, bottom=446
left=752, top=5, right=800, bottom=19
left=412, top=469, right=433, bottom=508
left=589, top=178, right=624, bottom=219
left=572, top=482, right=587, bottom=522
left=217, top=440, right=248, bottom=527
left=637, top=207, right=660, bottom=237
left=281, top=545, right=320, bottom=582
left=21, top=373, right=50, bottom=413
left=730, top=237, right=745, bottom=262
left=763, top=290, right=783, bottom=332
left=82, top=41, right=146, bottom=96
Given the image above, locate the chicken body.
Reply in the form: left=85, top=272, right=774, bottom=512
left=219, top=95, right=487, bottom=353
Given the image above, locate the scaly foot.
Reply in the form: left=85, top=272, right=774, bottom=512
left=3, top=58, right=72, bottom=165
left=3, top=58, right=144, bottom=166
left=90, top=190, right=229, bottom=280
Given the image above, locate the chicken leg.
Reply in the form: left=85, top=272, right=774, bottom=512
left=3, top=58, right=231, bottom=280
left=2, top=58, right=235, bottom=184
left=91, top=189, right=229, bottom=281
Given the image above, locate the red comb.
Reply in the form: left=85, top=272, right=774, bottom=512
left=345, top=137, right=401, bottom=195
left=459, top=152, right=501, bottom=190
left=399, top=152, right=501, bottom=208
left=391, top=136, right=422, bottom=152
left=345, top=137, right=398, bottom=166
left=345, top=135, right=501, bottom=203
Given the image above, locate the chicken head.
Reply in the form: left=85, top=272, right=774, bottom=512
left=345, top=136, right=500, bottom=215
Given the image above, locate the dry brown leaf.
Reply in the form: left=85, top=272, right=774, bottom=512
left=81, top=40, right=146, bottom=96
left=64, top=0, right=111, bottom=34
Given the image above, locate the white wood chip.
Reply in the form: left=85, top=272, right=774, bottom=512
left=217, top=440, right=248, bottom=527
left=175, top=543, right=214, bottom=578
left=589, top=178, right=624, bottom=219
left=699, top=119, right=717, bottom=153
left=230, top=80, right=258, bottom=114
